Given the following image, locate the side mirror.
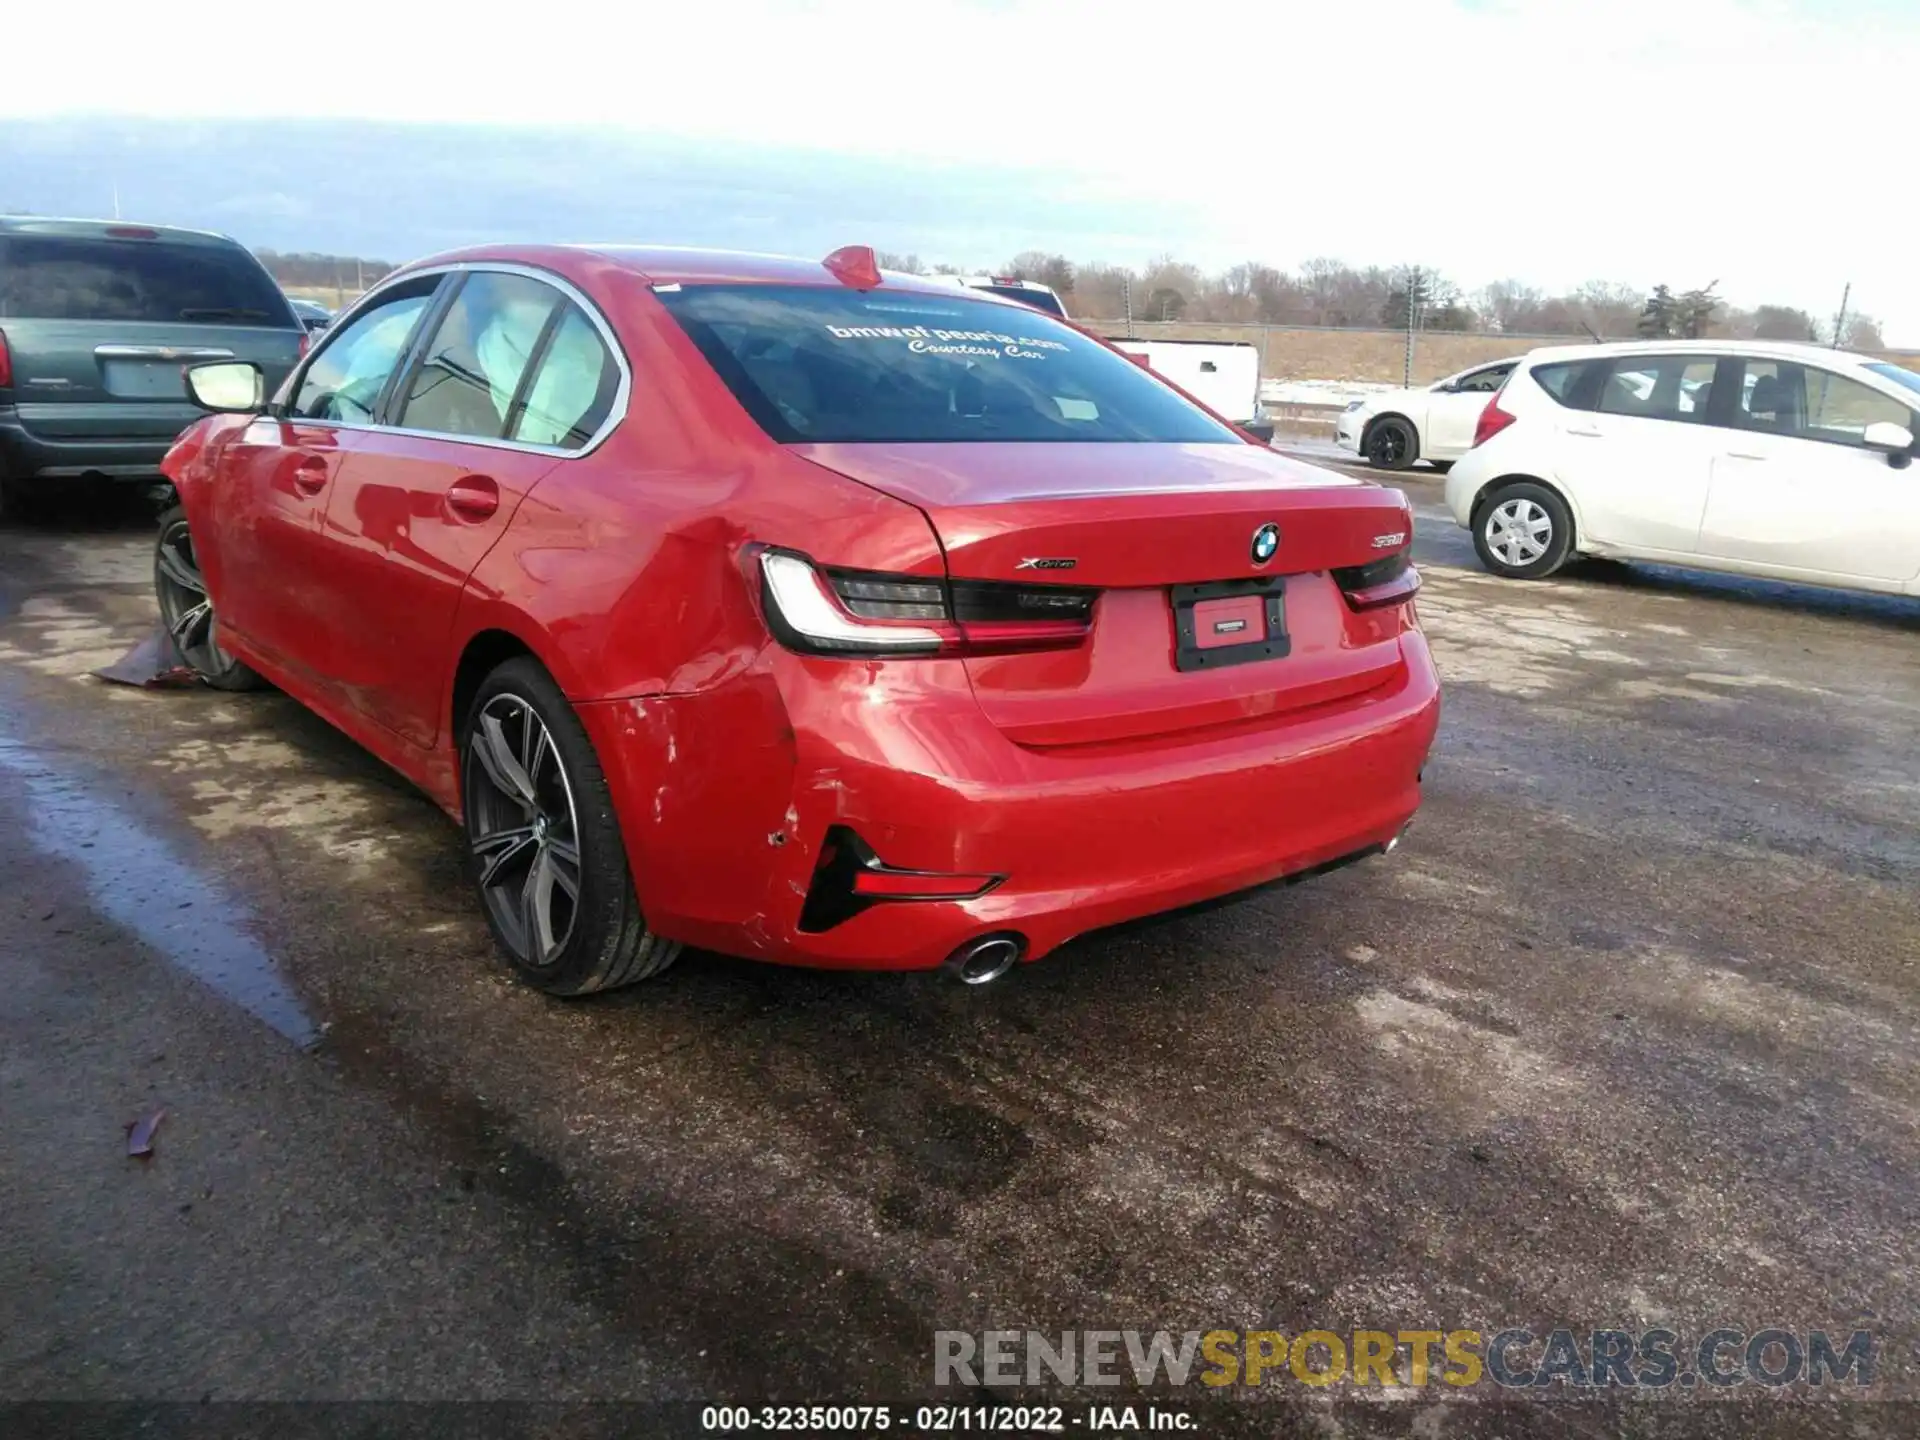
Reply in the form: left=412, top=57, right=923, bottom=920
left=185, top=361, right=266, bottom=413
left=1862, top=420, right=1914, bottom=466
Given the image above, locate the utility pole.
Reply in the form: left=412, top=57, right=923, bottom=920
left=1123, top=275, right=1134, bottom=339
left=1403, top=265, right=1421, bottom=388
left=1831, top=282, right=1851, bottom=349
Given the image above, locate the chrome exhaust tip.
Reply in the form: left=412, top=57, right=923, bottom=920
left=943, top=933, right=1025, bottom=986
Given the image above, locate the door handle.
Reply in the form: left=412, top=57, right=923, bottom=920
left=446, top=474, right=500, bottom=522
left=1565, top=426, right=1604, bottom=438
left=291, top=457, right=329, bottom=496
left=1722, top=451, right=1768, bottom=461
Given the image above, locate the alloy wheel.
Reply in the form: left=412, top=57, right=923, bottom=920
left=1367, top=425, right=1407, bottom=466
left=1485, top=497, right=1553, bottom=568
left=465, top=694, right=584, bottom=969
left=154, top=518, right=232, bottom=674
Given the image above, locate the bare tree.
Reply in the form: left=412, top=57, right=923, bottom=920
left=1750, top=304, right=1820, bottom=342
left=875, top=251, right=926, bottom=275
left=1004, top=251, right=1076, bottom=296
left=1574, top=281, right=1643, bottom=339
left=1480, top=279, right=1547, bottom=334
left=1842, top=313, right=1885, bottom=350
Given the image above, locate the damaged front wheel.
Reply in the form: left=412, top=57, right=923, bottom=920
left=153, top=506, right=265, bottom=691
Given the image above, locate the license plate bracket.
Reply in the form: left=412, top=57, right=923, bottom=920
left=1172, top=575, right=1290, bottom=672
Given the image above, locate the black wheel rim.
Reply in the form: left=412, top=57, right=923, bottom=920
left=465, top=694, right=583, bottom=968
left=1369, top=427, right=1405, bottom=464
left=155, top=519, right=231, bottom=674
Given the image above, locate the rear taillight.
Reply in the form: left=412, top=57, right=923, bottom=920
left=1472, top=394, right=1516, bottom=448
left=1333, top=549, right=1422, bottom=611
left=298, top=331, right=312, bottom=359
left=0, top=329, right=11, bottom=388
left=759, top=551, right=1095, bottom=657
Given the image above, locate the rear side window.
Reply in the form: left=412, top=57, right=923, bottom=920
left=510, top=305, right=619, bottom=449
left=1596, top=355, right=1720, bottom=423
left=291, top=278, right=439, bottom=423
left=0, top=235, right=297, bottom=326
left=1529, top=359, right=1605, bottom=408
left=658, top=283, right=1238, bottom=444
left=398, top=272, right=562, bottom=441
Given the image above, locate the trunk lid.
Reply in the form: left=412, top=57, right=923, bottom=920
left=793, top=441, right=1418, bottom=746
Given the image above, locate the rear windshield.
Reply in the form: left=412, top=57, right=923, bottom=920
left=0, top=235, right=298, bottom=327
left=658, top=284, right=1238, bottom=444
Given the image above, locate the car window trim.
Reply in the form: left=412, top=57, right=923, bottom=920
left=501, top=301, right=570, bottom=443
left=1732, top=354, right=1920, bottom=451
left=378, top=271, right=469, bottom=430
left=275, top=259, right=633, bottom=459
left=282, top=273, right=444, bottom=427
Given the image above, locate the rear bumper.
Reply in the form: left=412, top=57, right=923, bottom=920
left=581, top=632, right=1441, bottom=971
left=1334, top=416, right=1362, bottom=451
left=0, top=408, right=173, bottom=481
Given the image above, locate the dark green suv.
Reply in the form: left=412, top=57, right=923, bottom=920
left=0, top=218, right=306, bottom=510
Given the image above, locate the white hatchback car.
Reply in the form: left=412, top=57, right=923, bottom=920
left=1444, top=339, right=1920, bottom=597
left=1335, top=358, right=1522, bottom=470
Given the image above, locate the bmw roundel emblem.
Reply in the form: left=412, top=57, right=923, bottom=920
left=1250, top=522, right=1280, bottom=565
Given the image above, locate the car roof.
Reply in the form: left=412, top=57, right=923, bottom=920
left=0, top=216, right=246, bottom=247
left=1519, top=337, right=1877, bottom=369
left=392, top=242, right=1047, bottom=308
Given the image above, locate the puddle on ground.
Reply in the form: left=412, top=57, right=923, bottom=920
left=0, top=736, right=319, bottom=1047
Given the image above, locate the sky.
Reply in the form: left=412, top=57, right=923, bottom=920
left=6, top=0, right=1919, bottom=339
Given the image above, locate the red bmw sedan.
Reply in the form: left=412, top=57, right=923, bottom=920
left=159, top=243, right=1439, bottom=993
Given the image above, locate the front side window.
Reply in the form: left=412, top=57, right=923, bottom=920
left=289, top=278, right=439, bottom=423
left=1596, top=355, right=1720, bottom=423
left=1736, top=359, right=1915, bottom=447
left=0, top=235, right=297, bottom=326
left=398, top=272, right=564, bottom=440
left=657, top=284, right=1238, bottom=444
left=1452, top=364, right=1513, bottom=394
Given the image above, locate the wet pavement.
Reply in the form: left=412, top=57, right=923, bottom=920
left=2, top=483, right=1918, bottom=1435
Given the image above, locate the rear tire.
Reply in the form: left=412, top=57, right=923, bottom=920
left=460, top=656, right=681, bottom=995
left=1472, top=481, right=1574, bottom=579
left=153, top=506, right=267, bottom=690
left=1363, top=416, right=1417, bottom=470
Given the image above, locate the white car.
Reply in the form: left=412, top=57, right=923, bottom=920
left=1444, top=339, right=1920, bottom=597
left=1335, top=359, right=1521, bottom=470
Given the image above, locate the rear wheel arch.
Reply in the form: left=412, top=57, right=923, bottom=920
left=1469, top=473, right=1583, bottom=550
left=452, top=630, right=538, bottom=744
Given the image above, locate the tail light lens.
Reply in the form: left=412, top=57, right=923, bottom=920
left=298, top=330, right=312, bottom=359
left=1333, top=549, right=1421, bottom=610
left=759, top=550, right=1095, bottom=657
left=1472, top=394, right=1516, bottom=448
left=0, top=329, right=11, bottom=389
